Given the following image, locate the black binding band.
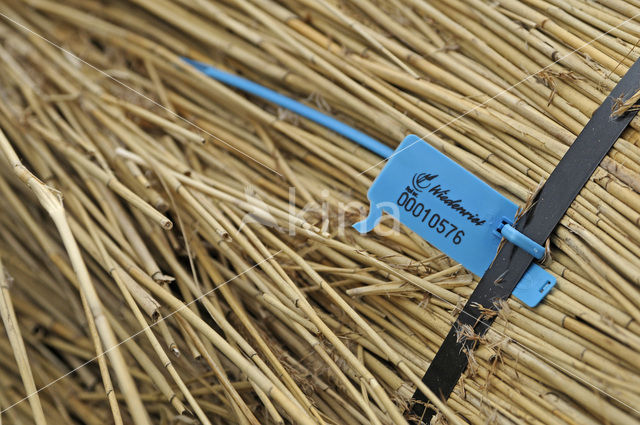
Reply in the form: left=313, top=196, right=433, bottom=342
left=409, top=57, right=640, bottom=424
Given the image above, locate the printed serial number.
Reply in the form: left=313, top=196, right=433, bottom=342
left=397, top=191, right=464, bottom=245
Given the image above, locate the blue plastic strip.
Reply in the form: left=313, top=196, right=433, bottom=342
left=182, top=57, right=395, bottom=158
left=500, top=223, right=545, bottom=259
left=184, top=58, right=555, bottom=307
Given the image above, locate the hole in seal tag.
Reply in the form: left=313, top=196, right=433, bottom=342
left=354, top=135, right=555, bottom=307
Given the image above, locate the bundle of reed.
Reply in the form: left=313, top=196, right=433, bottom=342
left=0, top=0, right=639, bottom=424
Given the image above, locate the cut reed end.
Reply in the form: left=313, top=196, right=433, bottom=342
left=169, top=344, right=180, bottom=358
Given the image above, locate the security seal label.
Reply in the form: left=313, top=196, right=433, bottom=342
left=354, top=134, right=555, bottom=307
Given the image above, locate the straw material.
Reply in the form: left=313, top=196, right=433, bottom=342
left=0, top=0, right=639, bottom=424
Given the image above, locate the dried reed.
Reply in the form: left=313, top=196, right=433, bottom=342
left=0, top=0, right=639, bottom=424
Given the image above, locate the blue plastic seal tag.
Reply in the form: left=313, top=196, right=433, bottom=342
left=354, top=135, right=517, bottom=275
left=354, top=135, right=555, bottom=307
left=513, top=266, right=556, bottom=307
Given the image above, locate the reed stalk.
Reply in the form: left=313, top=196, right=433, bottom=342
left=0, top=1, right=639, bottom=424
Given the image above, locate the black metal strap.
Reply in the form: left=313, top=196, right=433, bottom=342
left=410, top=57, right=640, bottom=424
